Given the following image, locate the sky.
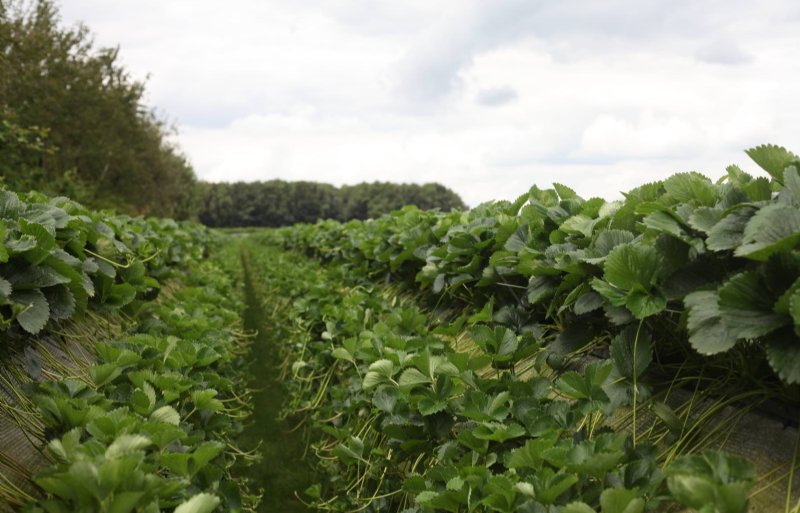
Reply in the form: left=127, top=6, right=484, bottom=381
left=59, top=0, right=800, bottom=207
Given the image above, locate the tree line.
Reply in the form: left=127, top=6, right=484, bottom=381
left=0, top=0, right=466, bottom=225
left=198, top=181, right=466, bottom=227
left=0, top=0, right=198, bottom=218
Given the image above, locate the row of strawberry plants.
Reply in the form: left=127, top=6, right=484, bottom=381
left=1, top=188, right=207, bottom=337
left=22, top=257, right=255, bottom=512
left=243, top=238, right=757, bottom=513
left=275, top=145, right=800, bottom=394
left=0, top=188, right=256, bottom=511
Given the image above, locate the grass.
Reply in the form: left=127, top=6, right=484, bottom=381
left=239, top=246, right=314, bottom=513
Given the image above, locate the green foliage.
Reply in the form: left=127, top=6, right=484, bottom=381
left=242, top=242, right=657, bottom=512
left=242, top=144, right=800, bottom=512
left=0, top=188, right=206, bottom=335
left=0, top=186, right=254, bottom=512
left=666, top=451, right=754, bottom=513
left=23, top=263, right=252, bottom=511
left=197, top=180, right=466, bottom=227
left=0, top=0, right=199, bottom=218
left=275, top=145, right=800, bottom=386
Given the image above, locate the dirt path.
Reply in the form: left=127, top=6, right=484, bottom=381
left=239, top=246, right=314, bottom=513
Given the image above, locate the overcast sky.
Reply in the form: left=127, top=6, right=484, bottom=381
left=60, top=0, right=799, bottom=206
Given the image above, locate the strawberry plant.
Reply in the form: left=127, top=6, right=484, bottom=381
left=0, top=187, right=256, bottom=512
left=246, top=145, right=800, bottom=512
left=1, top=189, right=208, bottom=337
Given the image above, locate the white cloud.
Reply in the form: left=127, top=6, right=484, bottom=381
left=695, top=40, right=752, bottom=65
left=476, top=86, right=518, bottom=107
left=578, top=112, right=706, bottom=159
left=58, top=0, right=800, bottom=207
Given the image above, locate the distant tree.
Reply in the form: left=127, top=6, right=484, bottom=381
left=288, top=181, right=340, bottom=224
left=197, top=180, right=467, bottom=227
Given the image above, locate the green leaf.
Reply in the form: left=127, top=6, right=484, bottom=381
left=0, top=276, right=11, bottom=298
left=664, top=172, right=716, bottom=206
left=433, top=273, right=446, bottom=294
left=611, top=325, right=653, bottom=379
left=556, top=362, right=612, bottom=402
left=641, top=210, right=688, bottom=240
left=191, top=389, right=224, bottom=411
left=107, top=491, right=145, bottom=513
left=173, top=493, right=221, bottom=513
left=470, top=326, right=519, bottom=362
left=746, top=144, right=799, bottom=182
left=667, top=451, right=754, bottom=513
left=398, top=368, right=430, bottom=390
left=331, top=347, right=355, bottom=364
left=527, top=276, right=558, bottom=304
left=603, top=243, right=661, bottom=292
left=478, top=391, right=509, bottom=422
left=468, top=299, right=494, bottom=324
left=625, top=289, right=666, bottom=319
left=414, top=491, right=439, bottom=506
left=742, top=176, right=773, bottom=202
left=191, top=441, right=224, bottom=472
left=363, top=358, right=396, bottom=389
left=688, top=207, right=723, bottom=233
left=162, top=452, right=191, bottom=476
left=105, top=283, right=137, bottom=308
left=684, top=290, right=739, bottom=355
left=653, top=401, right=684, bottom=435
left=17, top=218, right=56, bottom=264
left=790, top=288, right=800, bottom=326
left=592, top=278, right=628, bottom=307
left=765, top=329, right=800, bottom=384
left=5, top=234, right=37, bottom=254
left=718, top=271, right=788, bottom=339
left=0, top=191, right=22, bottom=220
left=507, top=432, right=559, bottom=469
left=734, top=204, right=800, bottom=260
left=505, top=226, right=530, bottom=252
left=780, top=166, right=800, bottom=206
left=473, top=421, right=526, bottom=442
left=105, top=434, right=152, bottom=459
left=368, top=358, right=394, bottom=377
left=585, top=229, right=635, bottom=264
left=372, top=386, right=398, bottom=412
left=600, top=488, right=645, bottom=513
left=332, top=437, right=364, bottom=463
left=99, top=455, right=140, bottom=491
left=131, top=388, right=153, bottom=415
left=43, top=285, right=76, bottom=320
left=706, top=208, right=755, bottom=251
left=150, top=406, right=180, bottom=426
left=496, top=328, right=519, bottom=360
left=67, top=460, right=103, bottom=500
left=554, top=182, right=579, bottom=200
left=534, top=471, right=579, bottom=505
left=418, top=396, right=448, bottom=416
left=562, top=503, right=596, bottom=513
left=561, top=214, right=596, bottom=237
left=8, top=265, right=71, bottom=289
left=11, top=289, right=50, bottom=334
left=91, top=363, right=122, bottom=387
left=565, top=437, right=625, bottom=477
left=574, top=291, right=604, bottom=315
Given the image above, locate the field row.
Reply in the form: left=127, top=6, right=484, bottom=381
left=242, top=235, right=771, bottom=513
left=243, top=146, right=800, bottom=512
left=0, top=192, right=258, bottom=512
